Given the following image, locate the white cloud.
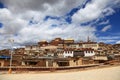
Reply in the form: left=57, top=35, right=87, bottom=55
left=0, top=0, right=120, bottom=49
left=102, top=7, right=115, bottom=16
left=98, top=36, right=120, bottom=43
left=19, top=11, right=46, bottom=22
left=99, top=36, right=120, bottom=40
left=16, top=19, right=97, bottom=44
left=0, top=8, right=12, bottom=21
left=116, top=41, right=120, bottom=44
left=72, top=0, right=117, bottom=24
left=101, top=25, right=111, bottom=32
left=0, top=8, right=27, bottom=34
left=99, top=20, right=109, bottom=25
left=0, top=0, right=85, bottom=16
left=0, top=10, right=97, bottom=49
left=99, top=39, right=117, bottom=43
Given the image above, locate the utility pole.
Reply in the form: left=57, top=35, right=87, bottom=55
left=8, top=39, right=14, bottom=74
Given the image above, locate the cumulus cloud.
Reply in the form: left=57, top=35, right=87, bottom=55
left=14, top=19, right=97, bottom=45
left=0, top=8, right=27, bottom=34
left=72, top=0, right=117, bottom=24
left=101, top=25, right=111, bottom=32
left=0, top=0, right=120, bottom=49
left=0, top=0, right=85, bottom=16
left=0, top=7, right=97, bottom=49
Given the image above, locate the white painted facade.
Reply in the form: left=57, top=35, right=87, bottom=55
left=84, top=51, right=95, bottom=57
left=63, top=50, right=95, bottom=57
left=63, top=51, right=74, bottom=58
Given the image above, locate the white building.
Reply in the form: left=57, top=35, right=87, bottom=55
left=84, top=50, right=95, bottom=57
left=63, top=48, right=95, bottom=58
left=63, top=51, right=74, bottom=58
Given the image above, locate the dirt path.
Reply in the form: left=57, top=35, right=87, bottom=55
left=0, top=66, right=120, bottom=80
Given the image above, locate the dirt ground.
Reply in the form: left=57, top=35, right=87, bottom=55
left=0, top=66, right=120, bottom=80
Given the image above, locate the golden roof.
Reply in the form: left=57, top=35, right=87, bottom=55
left=41, top=40, right=47, bottom=42
left=65, top=38, right=74, bottom=40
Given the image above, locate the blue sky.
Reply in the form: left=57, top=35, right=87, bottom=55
left=0, top=0, right=120, bottom=49
left=97, top=9, right=120, bottom=43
